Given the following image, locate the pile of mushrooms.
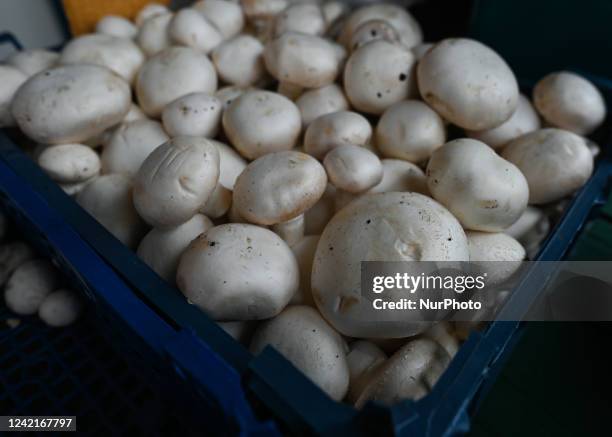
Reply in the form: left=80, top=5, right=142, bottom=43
left=0, top=0, right=605, bottom=406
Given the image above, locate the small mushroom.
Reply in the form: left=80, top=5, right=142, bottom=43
left=533, top=71, right=606, bottom=135
left=250, top=305, right=349, bottom=401
left=346, top=340, right=387, bottom=403
left=467, top=94, right=541, bottom=149
left=304, top=111, right=372, bottom=159
left=0, top=242, right=36, bottom=287
left=37, top=144, right=101, bottom=183
left=137, top=12, right=173, bottom=57
left=421, top=322, right=459, bottom=358
left=136, top=46, right=218, bottom=118
left=344, top=40, right=416, bottom=115
left=4, top=259, right=61, bottom=315
left=200, top=183, right=232, bottom=218
left=162, top=92, right=222, bottom=138
left=138, top=213, right=213, bottom=282
left=467, top=231, right=525, bottom=286
left=368, top=159, right=429, bottom=195
left=0, top=65, right=27, bottom=127
left=274, top=3, right=326, bottom=37
left=376, top=100, right=446, bottom=163
left=192, top=0, right=245, bottom=40
left=501, top=128, right=594, bottom=204
left=233, top=151, right=327, bottom=225
left=76, top=174, right=147, bottom=248
left=133, top=136, right=220, bottom=228
left=296, top=84, right=349, bottom=127
left=212, top=35, right=266, bottom=87
left=5, top=49, right=59, bottom=77
left=418, top=38, right=519, bottom=130
left=101, top=119, right=170, bottom=177
left=177, top=223, right=298, bottom=319
left=324, top=144, right=383, bottom=193
left=38, top=289, right=83, bottom=327
left=135, top=3, right=170, bottom=27
left=168, top=8, right=224, bottom=54
left=426, top=139, right=529, bottom=232
left=349, top=19, right=400, bottom=51
left=322, top=1, right=348, bottom=27
left=211, top=140, right=248, bottom=190
left=222, top=90, right=301, bottom=159
left=11, top=65, right=131, bottom=144
left=96, top=15, right=138, bottom=39
left=264, top=32, right=346, bottom=89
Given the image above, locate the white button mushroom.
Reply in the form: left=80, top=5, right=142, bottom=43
left=177, top=223, right=298, bottom=319
left=137, top=214, right=213, bottom=282
left=222, top=90, right=301, bottom=159
left=355, top=338, right=450, bottom=407
left=501, top=128, right=594, bottom=204
left=133, top=136, right=220, bottom=228
left=533, top=71, right=606, bottom=135
left=344, top=40, right=416, bottom=115
left=11, top=65, right=131, bottom=144
left=426, top=139, right=529, bottom=232
left=324, top=144, right=383, bottom=193
left=466, top=94, right=541, bottom=149
left=295, top=84, right=349, bottom=127
left=0, top=242, right=35, bottom=287
left=421, top=322, right=459, bottom=358
left=5, top=49, right=59, bottom=77
left=349, top=19, right=401, bottom=51
left=212, top=35, right=266, bottom=87
left=0, top=65, right=27, bottom=127
left=96, top=15, right=139, bottom=39
left=418, top=38, right=519, bottom=130
left=4, top=259, right=61, bottom=315
left=346, top=340, right=387, bottom=403
left=135, top=3, right=170, bottom=27
left=338, top=3, right=422, bottom=50
left=192, top=0, right=245, bottom=40
left=76, top=174, right=147, bottom=248
left=60, top=34, right=145, bottom=84
left=368, top=159, right=429, bottom=195
left=200, top=183, right=232, bottom=219
left=311, top=192, right=469, bottom=339
left=264, top=32, right=346, bottom=89
left=38, top=289, right=83, bottom=327
left=290, top=234, right=319, bottom=305
left=212, top=140, right=247, bottom=190
left=274, top=3, right=326, bottom=37
left=37, top=144, right=101, bottom=183
left=162, top=92, right=222, bottom=138
left=136, top=46, right=218, bottom=118
left=304, top=111, right=372, bottom=159
left=467, top=231, right=525, bottom=286
left=169, top=8, right=224, bottom=54
left=233, top=151, right=327, bottom=225
left=136, top=12, right=173, bottom=57
left=101, top=119, right=170, bottom=177
left=376, top=100, right=446, bottom=163
left=250, top=305, right=349, bottom=400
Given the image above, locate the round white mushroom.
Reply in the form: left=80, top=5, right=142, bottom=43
left=274, top=3, right=326, bottom=37
left=296, top=84, right=349, bottom=128
left=177, top=223, right=298, bottom=319
left=467, top=231, right=525, bottom=286
left=0, top=241, right=36, bottom=286
left=38, top=144, right=101, bottom=183
left=304, top=111, right=372, bottom=159
left=324, top=144, right=383, bottom=193
left=349, top=19, right=401, bottom=51
left=135, top=3, right=170, bottom=27
left=162, top=92, right=222, bottom=138
left=192, top=0, right=245, bottom=40
left=212, top=140, right=248, bottom=190
left=38, top=289, right=83, bottom=327
left=212, top=35, right=266, bottom=87
left=4, top=259, right=61, bottom=315
left=368, top=159, right=429, bottom=195
left=501, top=128, right=594, bottom=204
left=136, top=12, right=173, bottom=57
left=96, top=15, right=138, bottom=39
left=168, top=8, right=224, bottom=54
left=426, top=138, right=529, bottom=232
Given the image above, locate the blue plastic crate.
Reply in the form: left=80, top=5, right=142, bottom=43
left=2, top=5, right=612, bottom=433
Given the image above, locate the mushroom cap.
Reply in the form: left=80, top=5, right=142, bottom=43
left=346, top=340, right=387, bottom=402
left=6, top=49, right=59, bottom=77
left=138, top=214, right=213, bottom=282
left=467, top=231, right=525, bottom=286
left=355, top=338, right=450, bottom=407
left=96, top=15, right=138, bottom=39
left=101, top=119, right=170, bottom=177
left=38, top=143, right=100, bottom=183
left=60, top=33, right=145, bottom=83
left=344, top=39, right=416, bottom=115
left=376, top=99, right=446, bottom=163
left=11, top=65, right=131, bottom=144
left=324, top=144, right=383, bottom=193
left=501, top=128, right=593, bottom=204
left=233, top=151, right=328, bottom=225
left=136, top=12, right=173, bottom=57
left=427, top=138, right=529, bottom=232
left=136, top=46, right=218, bottom=118
left=338, top=3, right=422, bottom=49
left=349, top=19, right=401, bottom=52
left=222, top=90, right=301, bottom=159
left=162, top=92, right=222, bottom=138
left=296, top=84, right=349, bottom=127
left=250, top=305, right=349, bottom=400
left=76, top=174, right=147, bottom=248
left=274, top=3, right=326, bottom=37
left=192, top=0, right=245, bottom=40
left=168, top=8, right=224, bottom=54
left=212, top=35, right=266, bottom=87
left=467, top=94, right=541, bottom=149
left=0, top=65, right=28, bottom=127
left=4, top=259, right=61, bottom=316
left=135, top=3, right=170, bottom=27
left=177, top=223, right=298, bottom=320
left=264, top=32, right=345, bottom=89
left=418, top=38, right=519, bottom=130
left=311, top=192, right=469, bottom=338
left=368, top=159, right=429, bottom=195
left=304, top=110, right=372, bottom=159
left=533, top=71, right=606, bottom=135
left=133, top=136, right=220, bottom=228
left=211, top=140, right=247, bottom=190
left=38, top=289, right=83, bottom=327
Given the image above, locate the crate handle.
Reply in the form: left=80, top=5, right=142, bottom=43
left=0, top=32, right=23, bottom=51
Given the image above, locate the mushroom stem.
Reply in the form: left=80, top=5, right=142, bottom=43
left=272, top=214, right=305, bottom=247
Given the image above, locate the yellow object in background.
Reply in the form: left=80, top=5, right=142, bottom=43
left=62, top=0, right=170, bottom=35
